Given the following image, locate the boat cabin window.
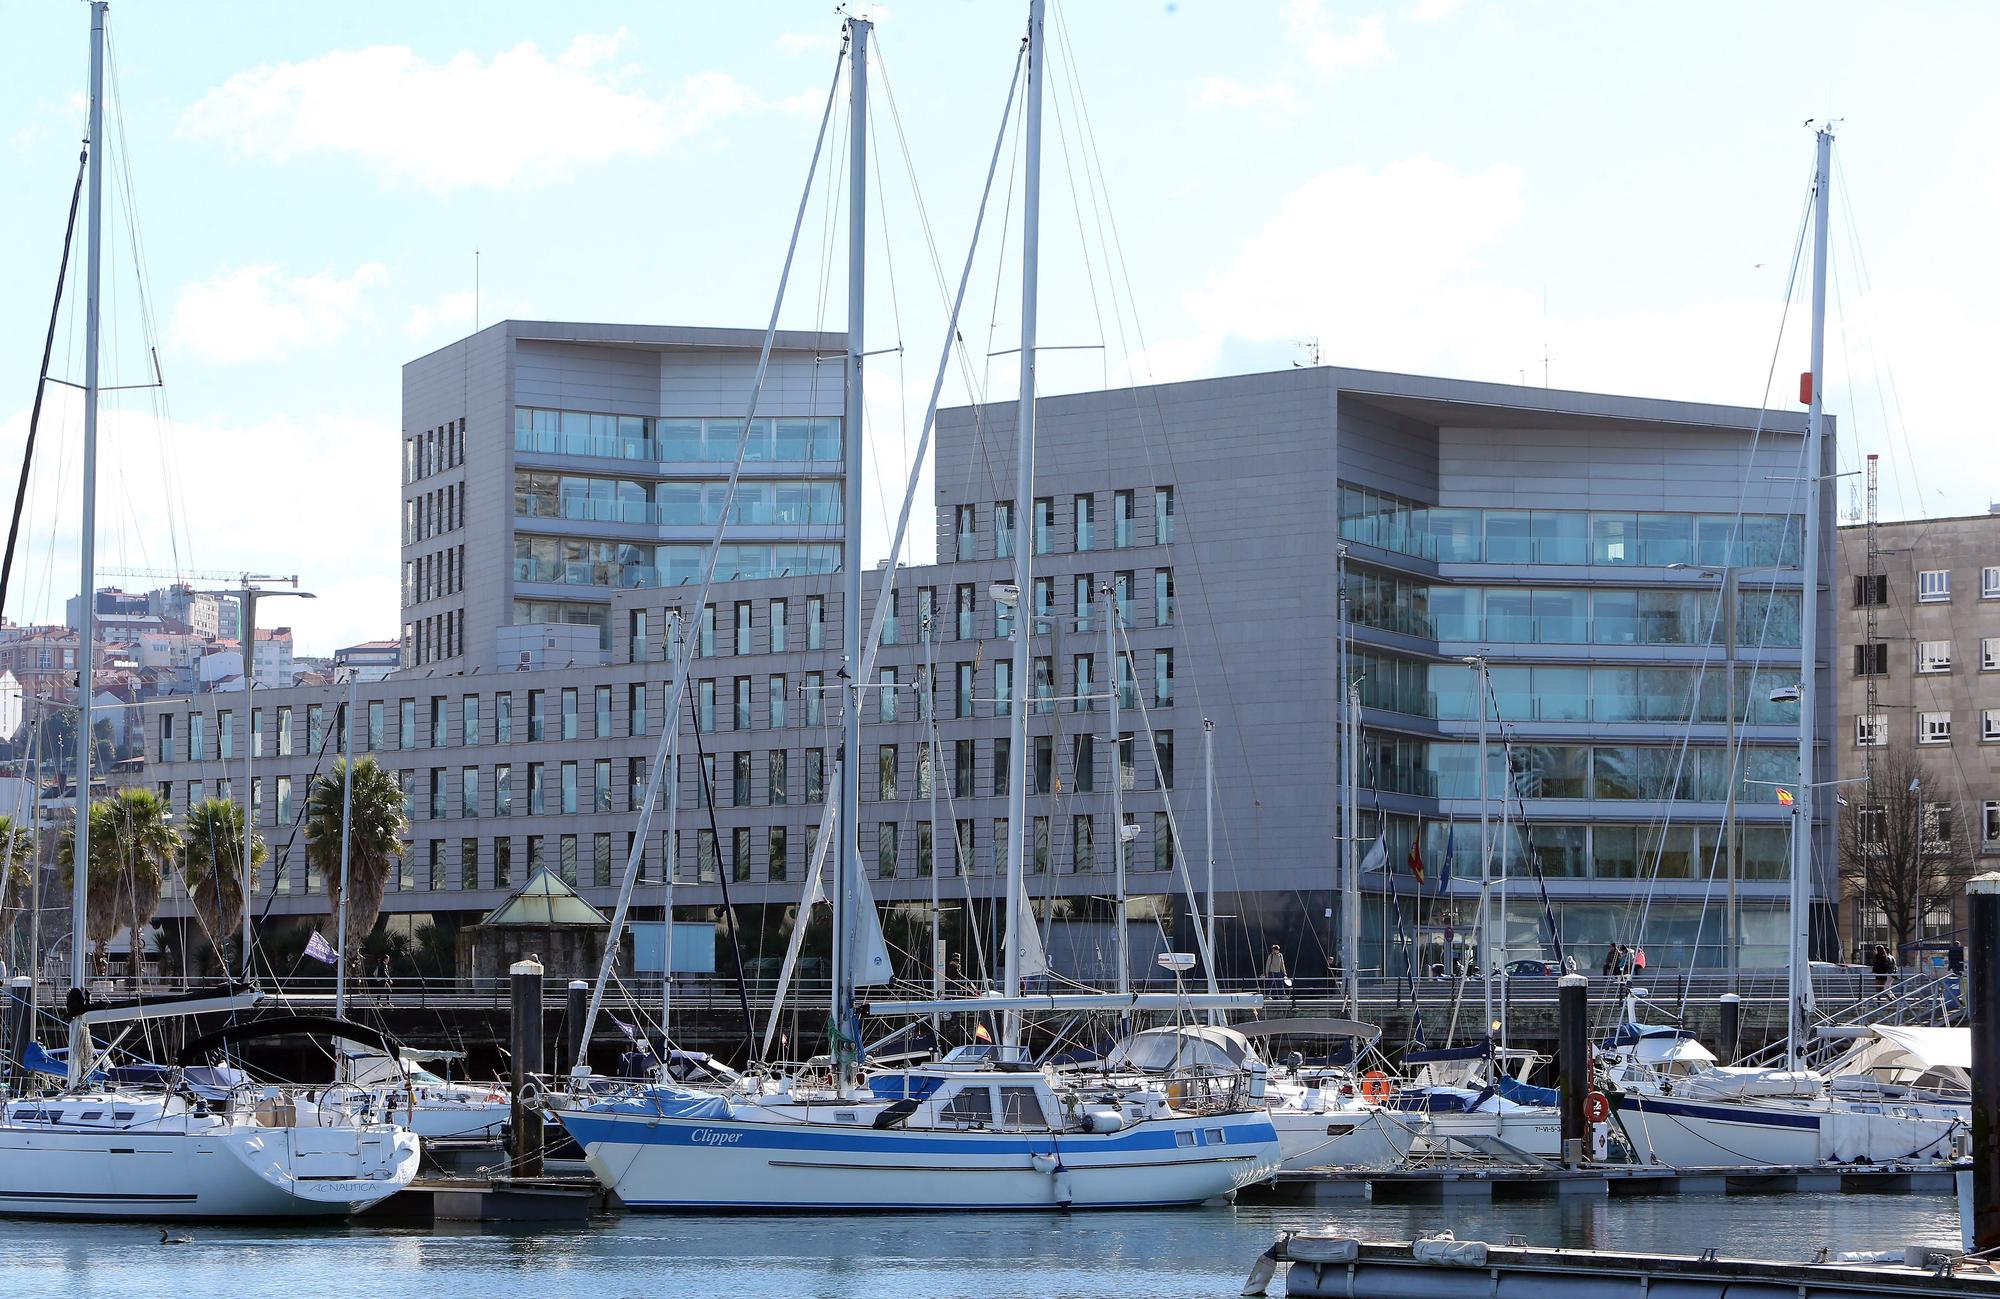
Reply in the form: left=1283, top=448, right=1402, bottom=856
left=79, top=1111, right=103, bottom=1120
left=998, top=1086, right=1051, bottom=1130
left=938, top=1085, right=994, bottom=1126
left=112, top=1110, right=136, bottom=1121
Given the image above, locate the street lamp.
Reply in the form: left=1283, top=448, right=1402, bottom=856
left=1670, top=562, right=1741, bottom=990
left=195, top=576, right=314, bottom=981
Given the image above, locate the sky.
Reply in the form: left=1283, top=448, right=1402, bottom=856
left=1, top=1, right=1994, bottom=657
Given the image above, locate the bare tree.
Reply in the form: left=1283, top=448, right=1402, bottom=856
left=1839, top=743, right=1978, bottom=955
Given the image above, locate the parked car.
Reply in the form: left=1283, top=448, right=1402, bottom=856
left=1504, top=958, right=1562, bottom=977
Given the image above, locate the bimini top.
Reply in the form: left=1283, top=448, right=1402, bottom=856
left=478, top=867, right=610, bottom=927
left=1107, top=1025, right=1254, bottom=1074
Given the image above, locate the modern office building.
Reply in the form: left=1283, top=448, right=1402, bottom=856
left=399, top=320, right=845, bottom=675
left=139, top=333, right=1832, bottom=980
left=1835, top=508, right=2000, bottom=951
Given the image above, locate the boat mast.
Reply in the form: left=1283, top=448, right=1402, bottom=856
left=832, top=14, right=869, bottom=1089
left=1474, top=655, right=1492, bottom=1043
left=334, top=668, right=356, bottom=1018
left=1000, top=0, right=1045, bottom=1037
left=67, top=0, right=106, bottom=1088
left=1789, top=123, right=1832, bottom=1072
left=1106, top=584, right=1127, bottom=1000
left=1338, top=552, right=1359, bottom=1021
left=924, top=607, right=942, bottom=1024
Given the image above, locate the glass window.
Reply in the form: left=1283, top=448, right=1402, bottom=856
left=770, top=599, right=788, bottom=653
left=1154, top=731, right=1174, bottom=790
left=1074, top=495, right=1095, bottom=552
left=806, top=596, right=824, bottom=651
left=1153, top=487, right=1174, bottom=544
left=995, top=501, right=1015, bottom=559
left=595, top=685, right=612, bottom=738
left=462, top=767, right=480, bottom=818
left=768, top=826, right=788, bottom=881
left=956, top=505, right=977, bottom=562
left=995, top=661, right=1013, bottom=717
left=496, top=764, right=512, bottom=816
left=878, top=822, right=899, bottom=879
left=562, top=688, right=579, bottom=740
left=595, top=759, right=612, bottom=812
left=993, top=737, right=1011, bottom=797
left=1034, top=497, right=1054, bottom=555
left=1153, top=649, right=1174, bottom=705
left=1114, top=491, right=1134, bottom=547
left=1533, top=510, right=1588, bottom=564
left=878, top=668, right=898, bottom=723
left=954, top=739, right=975, bottom=799
left=956, top=584, right=976, bottom=640
left=879, top=745, right=898, bottom=801
left=527, top=690, right=545, bottom=741
left=699, top=680, right=715, bottom=732
left=806, top=749, right=825, bottom=803
left=733, top=753, right=752, bottom=807
left=769, top=750, right=788, bottom=805
left=561, top=761, right=578, bottom=813
left=1483, top=510, right=1532, bottom=564
left=1590, top=513, right=1640, bottom=565
left=1154, top=569, right=1175, bottom=626
left=1153, top=812, right=1174, bottom=872
left=630, top=683, right=648, bottom=737
left=1918, top=569, right=1951, bottom=603
left=496, top=693, right=512, bottom=743
left=1917, top=641, right=1952, bottom=673
left=769, top=675, right=788, bottom=728
left=805, top=672, right=823, bottom=726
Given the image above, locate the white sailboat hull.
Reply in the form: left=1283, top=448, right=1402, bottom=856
left=1614, top=1093, right=1961, bottom=1168
left=0, top=1122, right=419, bottom=1219
left=558, top=1108, right=1281, bottom=1210
left=1270, top=1107, right=1416, bottom=1170
left=1412, top=1108, right=1563, bottom=1160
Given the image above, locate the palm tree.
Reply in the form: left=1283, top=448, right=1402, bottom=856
left=0, top=816, right=36, bottom=971
left=179, top=799, right=265, bottom=978
left=306, top=757, right=407, bottom=974
left=57, top=788, right=178, bottom=989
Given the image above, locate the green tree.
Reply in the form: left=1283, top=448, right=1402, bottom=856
left=57, top=788, right=179, bottom=988
left=306, top=757, right=407, bottom=974
left=179, top=798, right=265, bottom=978
left=0, top=816, right=37, bottom=970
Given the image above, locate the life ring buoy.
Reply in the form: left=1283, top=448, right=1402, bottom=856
left=1584, top=1091, right=1611, bottom=1125
left=1360, top=1070, right=1392, bottom=1103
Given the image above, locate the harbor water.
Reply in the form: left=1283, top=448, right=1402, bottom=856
left=7, top=1194, right=1962, bottom=1299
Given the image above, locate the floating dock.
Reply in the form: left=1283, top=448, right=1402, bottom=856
left=367, top=1175, right=605, bottom=1222
left=1247, top=1162, right=1961, bottom=1203
left=1246, top=1236, right=1999, bottom=1299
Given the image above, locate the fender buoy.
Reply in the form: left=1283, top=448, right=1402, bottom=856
left=1360, top=1070, right=1392, bottom=1103
left=1585, top=1091, right=1611, bottom=1125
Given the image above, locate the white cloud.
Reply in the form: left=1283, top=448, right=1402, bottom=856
left=1284, top=3, right=1389, bottom=74
left=776, top=30, right=835, bottom=55
left=1194, top=77, right=1297, bottom=111
left=1410, top=0, right=1465, bottom=22
left=170, top=263, right=386, bottom=365
left=178, top=31, right=756, bottom=193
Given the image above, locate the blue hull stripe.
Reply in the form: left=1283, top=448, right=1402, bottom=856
left=1616, top=1095, right=1820, bottom=1131
left=557, top=1114, right=1278, bottom=1156
left=620, top=1199, right=1212, bottom=1212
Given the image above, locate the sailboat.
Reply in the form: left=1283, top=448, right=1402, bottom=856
left=0, top=3, right=419, bottom=1218
left=548, top=5, right=1280, bottom=1210
left=1606, top=126, right=1962, bottom=1170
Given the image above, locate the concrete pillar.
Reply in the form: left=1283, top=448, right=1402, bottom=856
left=510, top=958, right=545, bottom=1178
left=564, top=979, right=589, bottom=1076
left=1718, top=992, right=1741, bottom=1065
left=1968, top=874, right=2000, bottom=1252
left=3, top=976, right=31, bottom=1092
left=1557, top=972, right=1588, bottom=1166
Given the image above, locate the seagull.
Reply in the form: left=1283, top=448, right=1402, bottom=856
left=159, top=1227, right=194, bottom=1245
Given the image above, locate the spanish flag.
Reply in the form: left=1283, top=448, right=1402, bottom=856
left=974, top=1022, right=992, bottom=1043
left=1407, top=836, right=1426, bottom=886
left=1776, top=787, right=1795, bottom=806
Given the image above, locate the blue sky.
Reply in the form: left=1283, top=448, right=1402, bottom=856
left=2, top=1, right=1993, bottom=654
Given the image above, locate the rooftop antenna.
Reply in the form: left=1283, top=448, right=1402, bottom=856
left=1541, top=286, right=1551, bottom=387
left=474, top=249, right=481, bottom=332
left=1292, top=337, right=1321, bottom=368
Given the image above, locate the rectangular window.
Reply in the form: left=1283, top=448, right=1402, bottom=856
left=956, top=504, right=977, bottom=562
left=628, top=756, right=648, bottom=809
left=993, top=737, right=1011, bottom=797
left=735, top=676, right=753, bottom=730
left=559, top=834, right=578, bottom=885
left=1153, top=811, right=1174, bottom=872
left=1154, top=486, right=1175, bottom=544
left=699, top=680, right=716, bottom=732
left=1034, top=497, right=1054, bottom=555
left=561, top=761, right=578, bottom=814
left=528, top=763, right=546, bottom=814
left=496, top=763, right=513, bottom=816
left=956, top=584, right=975, bottom=640
left=1120, top=733, right=1136, bottom=791
left=461, top=838, right=479, bottom=890
left=1074, top=494, right=1095, bottom=552
left=916, top=744, right=933, bottom=798
left=461, top=695, right=479, bottom=746
left=1114, top=490, right=1135, bottom=547
left=399, top=699, right=415, bottom=749
left=1032, top=735, right=1053, bottom=796
left=1032, top=815, right=1049, bottom=874
left=1154, top=730, right=1174, bottom=789
left=1984, top=566, right=2000, bottom=599
left=1033, top=576, right=1053, bottom=634
left=1854, top=643, right=1888, bottom=676
left=995, top=661, right=1013, bottom=717
left=698, top=755, right=714, bottom=809
left=527, top=835, right=544, bottom=878
left=595, top=758, right=611, bottom=812
left=527, top=690, right=545, bottom=741
left=276, top=775, right=293, bottom=825
left=954, top=738, right=975, bottom=799
left=1114, top=571, right=1133, bottom=628
left=917, top=822, right=933, bottom=878
left=770, top=599, right=788, bottom=652
left=462, top=767, right=480, bottom=817
left=1984, top=708, right=2000, bottom=743
left=878, top=822, right=899, bottom=879
left=806, top=595, right=824, bottom=651
left=1984, top=801, right=2000, bottom=846
left=1073, top=655, right=1094, bottom=713
left=595, top=685, right=612, bottom=739
left=496, top=693, right=513, bottom=743
left=878, top=668, right=898, bottom=723
left=701, top=605, right=716, bottom=658
left=879, top=744, right=898, bottom=801
left=430, top=696, right=446, bottom=747
left=881, top=589, right=900, bottom=646
left=594, top=832, right=613, bottom=888
left=734, top=601, right=754, bottom=656
left=1033, top=655, right=1053, bottom=714
left=1855, top=715, right=1886, bottom=747
left=733, top=752, right=753, bottom=807
left=954, top=820, right=974, bottom=876
left=188, top=712, right=206, bottom=761
left=1154, top=569, right=1175, bottom=626
left=995, top=500, right=1015, bottom=559
left=1919, top=711, right=1953, bottom=745
left=561, top=687, right=578, bottom=740
left=1917, top=569, right=1951, bottom=603
left=992, top=819, right=1009, bottom=876
left=769, top=750, right=788, bottom=805
left=157, top=714, right=175, bottom=764
left=806, top=749, right=825, bottom=804
left=768, top=826, right=788, bottom=882
left=629, top=609, right=650, bottom=662
left=695, top=830, right=717, bottom=882
left=1854, top=573, right=1888, bottom=606
left=630, top=683, right=648, bottom=736
left=769, top=675, right=788, bottom=728
left=429, top=768, right=447, bottom=819
left=1074, top=575, right=1094, bottom=633
left=426, top=840, right=443, bottom=891
left=805, top=671, right=823, bottom=726
left=1154, top=648, right=1174, bottom=706
left=252, top=708, right=266, bottom=758
left=996, top=587, right=1013, bottom=641
left=1985, top=637, right=2000, bottom=671
left=1917, top=641, right=1952, bottom=673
